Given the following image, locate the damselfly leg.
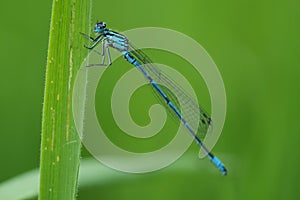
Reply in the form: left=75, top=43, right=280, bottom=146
left=81, top=33, right=112, bottom=67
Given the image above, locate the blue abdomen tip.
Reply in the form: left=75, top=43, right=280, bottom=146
left=211, top=156, right=227, bottom=175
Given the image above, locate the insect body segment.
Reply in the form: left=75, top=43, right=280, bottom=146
left=105, top=31, right=129, bottom=53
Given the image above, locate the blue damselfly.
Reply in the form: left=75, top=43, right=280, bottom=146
left=81, top=22, right=227, bottom=175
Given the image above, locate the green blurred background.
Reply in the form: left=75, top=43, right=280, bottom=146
left=1, top=0, right=300, bottom=199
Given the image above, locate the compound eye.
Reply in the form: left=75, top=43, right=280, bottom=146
left=99, top=22, right=106, bottom=28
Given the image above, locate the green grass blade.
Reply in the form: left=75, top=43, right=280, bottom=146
left=0, top=158, right=134, bottom=200
left=0, top=169, right=39, bottom=200
left=1, top=154, right=229, bottom=199
left=39, top=0, right=92, bottom=199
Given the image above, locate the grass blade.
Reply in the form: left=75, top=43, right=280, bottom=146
left=1, top=154, right=230, bottom=199
left=39, top=0, right=92, bottom=199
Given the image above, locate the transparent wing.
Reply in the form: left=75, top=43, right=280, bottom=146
left=128, top=43, right=212, bottom=138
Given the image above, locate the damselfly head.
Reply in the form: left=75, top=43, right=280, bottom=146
left=94, top=21, right=106, bottom=33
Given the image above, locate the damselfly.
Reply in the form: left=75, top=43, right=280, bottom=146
left=81, top=22, right=227, bottom=175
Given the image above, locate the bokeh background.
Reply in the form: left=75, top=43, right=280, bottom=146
left=1, top=0, right=300, bottom=199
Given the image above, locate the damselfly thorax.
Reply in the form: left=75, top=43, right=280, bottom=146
left=104, top=31, right=129, bottom=53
